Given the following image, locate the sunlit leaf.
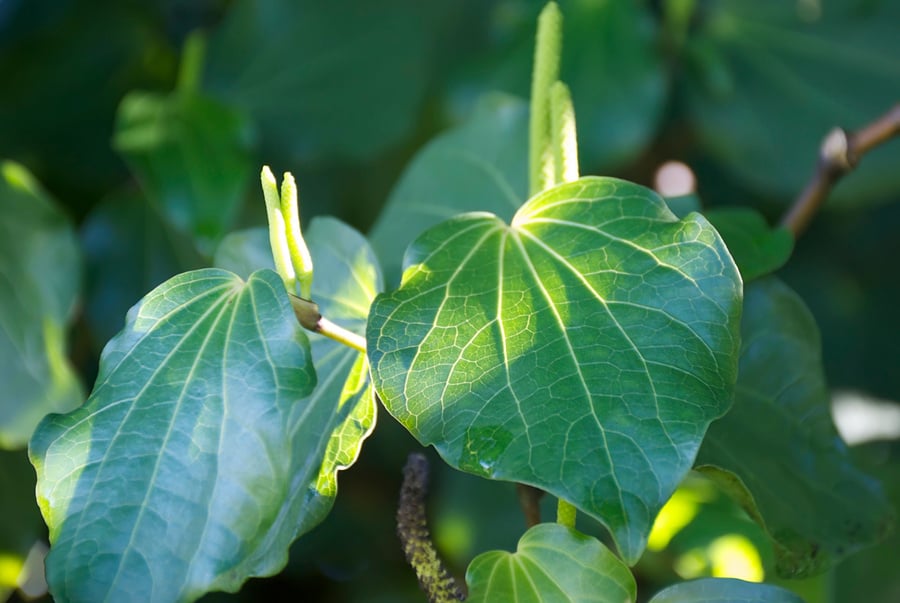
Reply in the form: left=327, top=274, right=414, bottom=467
left=697, top=277, right=894, bottom=577
left=465, top=523, right=636, bottom=603
left=649, top=577, right=804, bottom=603
left=369, top=95, right=529, bottom=285
left=31, top=269, right=319, bottom=602
left=0, top=161, right=82, bottom=449
left=368, top=176, right=742, bottom=563
left=214, top=216, right=382, bottom=535
left=114, top=90, right=254, bottom=253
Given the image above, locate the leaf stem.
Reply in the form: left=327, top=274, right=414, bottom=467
left=556, top=499, right=577, bottom=528
left=289, top=296, right=366, bottom=353
left=780, top=103, right=900, bottom=237
left=529, top=1, right=563, bottom=196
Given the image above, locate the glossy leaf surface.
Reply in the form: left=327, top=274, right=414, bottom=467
left=649, top=578, right=804, bottom=603
left=369, top=95, right=528, bottom=285
left=368, top=177, right=743, bottom=563
left=705, top=208, right=793, bottom=282
left=31, top=269, right=319, bottom=602
left=0, top=161, right=83, bottom=449
left=697, top=277, right=893, bottom=577
left=465, top=523, right=636, bottom=603
left=214, top=217, right=382, bottom=535
left=114, top=90, right=253, bottom=252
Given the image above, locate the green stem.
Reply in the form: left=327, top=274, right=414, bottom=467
left=557, top=499, right=577, bottom=528
left=289, top=296, right=367, bottom=353
left=177, top=31, right=206, bottom=95
left=529, top=1, right=563, bottom=196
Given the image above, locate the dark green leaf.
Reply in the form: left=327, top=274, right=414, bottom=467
left=81, top=191, right=205, bottom=345
left=0, top=448, right=44, bottom=595
left=368, top=177, right=742, bottom=563
left=465, top=523, right=636, bottom=603
left=30, top=269, right=319, bottom=602
left=113, top=90, right=254, bottom=252
left=682, top=0, right=900, bottom=204
left=369, top=95, right=529, bottom=285
left=696, top=277, right=894, bottom=578
left=204, top=0, right=439, bottom=160
left=705, top=208, right=793, bottom=281
left=0, top=161, right=82, bottom=449
left=649, top=578, right=805, bottom=603
left=214, top=217, right=382, bottom=536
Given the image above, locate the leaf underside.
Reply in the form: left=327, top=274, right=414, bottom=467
left=368, top=176, right=742, bottom=563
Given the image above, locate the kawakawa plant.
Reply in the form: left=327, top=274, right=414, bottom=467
left=27, top=3, right=895, bottom=602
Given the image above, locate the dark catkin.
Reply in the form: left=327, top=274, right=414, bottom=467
left=397, top=453, right=466, bottom=602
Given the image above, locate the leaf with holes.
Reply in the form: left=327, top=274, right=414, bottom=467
left=465, top=523, right=636, bottom=603
left=30, top=269, right=320, bottom=603
left=367, top=176, right=742, bottom=563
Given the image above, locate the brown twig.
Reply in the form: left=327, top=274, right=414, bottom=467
left=516, top=483, right=545, bottom=528
left=780, top=104, right=900, bottom=237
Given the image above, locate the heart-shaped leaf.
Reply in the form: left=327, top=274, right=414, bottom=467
left=696, top=277, right=894, bottom=578
left=30, top=269, right=319, bottom=602
left=214, top=216, right=382, bottom=535
left=114, top=90, right=254, bottom=253
left=368, top=176, right=742, bottom=563
left=465, top=523, right=636, bottom=603
left=648, top=578, right=804, bottom=603
left=704, top=208, right=793, bottom=282
left=0, top=161, right=83, bottom=449
left=369, top=95, right=529, bottom=285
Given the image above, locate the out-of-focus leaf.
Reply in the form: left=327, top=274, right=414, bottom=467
left=113, top=90, right=254, bottom=253
left=697, top=277, right=894, bottom=578
left=649, top=578, right=805, bottom=603
left=0, top=161, right=82, bottom=449
left=204, top=0, right=442, bottom=160
left=31, top=269, right=320, bottom=602
left=369, top=95, right=528, bottom=285
left=0, top=449, right=44, bottom=593
left=682, top=0, right=900, bottom=204
left=215, top=217, right=382, bottom=536
left=81, top=191, right=205, bottom=345
left=465, top=523, right=636, bottom=603
left=368, top=177, right=742, bottom=563
left=449, top=0, right=666, bottom=171
left=705, top=207, right=793, bottom=281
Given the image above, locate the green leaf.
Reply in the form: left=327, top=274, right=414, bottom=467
left=465, top=523, right=636, bottom=603
left=0, top=161, right=83, bottom=449
left=214, top=216, right=382, bottom=535
left=30, top=269, right=319, bottom=602
left=648, top=578, right=805, bottom=603
left=368, top=177, right=743, bottom=563
left=705, top=208, right=793, bottom=282
left=682, top=0, right=900, bottom=204
left=203, top=0, right=439, bottom=160
left=696, top=277, right=894, bottom=578
left=113, top=90, right=254, bottom=253
left=369, top=95, right=529, bottom=285
left=81, top=191, right=205, bottom=344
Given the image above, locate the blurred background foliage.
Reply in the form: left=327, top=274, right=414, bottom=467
left=1, top=0, right=898, bottom=601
